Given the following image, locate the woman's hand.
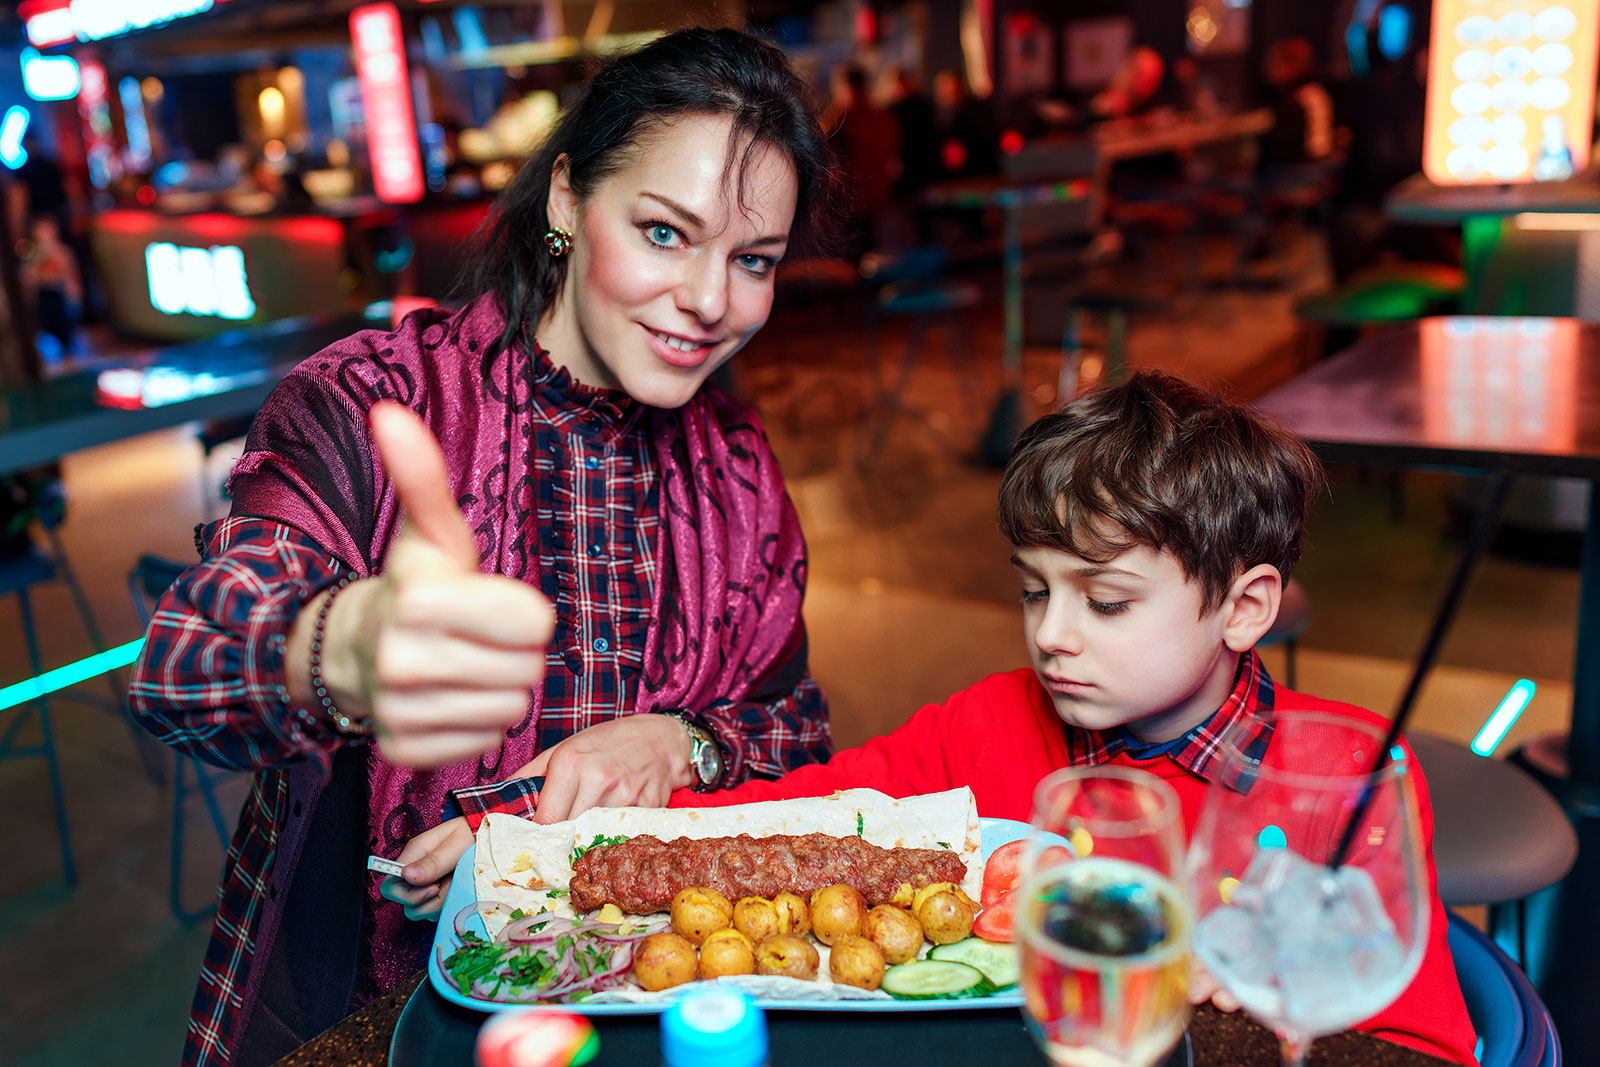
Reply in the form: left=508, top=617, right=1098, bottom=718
left=286, top=401, right=556, bottom=770
left=518, top=714, right=696, bottom=824
left=379, top=816, right=475, bottom=920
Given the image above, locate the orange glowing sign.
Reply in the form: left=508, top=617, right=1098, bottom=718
left=350, top=2, right=423, bottom=204
left=1420, top=317, right=1578, bottom=452
left=1423, top=0, right=1599, bottom=184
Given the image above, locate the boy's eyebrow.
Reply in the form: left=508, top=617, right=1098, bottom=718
left=1008, top=555, right=1146, bottom=581
left=641, top=191, right=789, bottom=248
left=1071, top=565, right=1146, bottom=580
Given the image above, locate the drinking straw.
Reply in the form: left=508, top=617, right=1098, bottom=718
left=1330, top=471, right=1512, bottom=869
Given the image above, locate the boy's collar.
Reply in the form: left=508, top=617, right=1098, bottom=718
left=1087, top=649, right=1275, bottom=794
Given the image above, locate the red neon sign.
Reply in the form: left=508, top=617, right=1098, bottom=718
left=20, top=0, right=73, bottom=48
left=77, top=58, right=120, bottom=189
left=350, top=2, right=423, bottom=204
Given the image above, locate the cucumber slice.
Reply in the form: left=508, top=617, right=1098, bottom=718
left=880, top=960, right=995, bottom=1001
left=928, top=938, right=1020, bottom=990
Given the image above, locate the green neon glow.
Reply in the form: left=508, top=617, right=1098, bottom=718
left=0, top=638, right=144, bottom=713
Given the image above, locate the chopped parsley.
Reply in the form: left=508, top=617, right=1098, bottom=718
left=937, top=841, right=951, bottom=849
left=569, top=833, right=630, bottom=866
left=510, top=908, right=526, bottom=920
left=546, top=888, right=568, bottom=899
left=856, top=812, right=865, bottom=837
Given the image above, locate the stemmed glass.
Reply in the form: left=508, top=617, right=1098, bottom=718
left=1185, top=711, right=1429, bottom=1066
left=1017, top=767, right=1194, bottom=1067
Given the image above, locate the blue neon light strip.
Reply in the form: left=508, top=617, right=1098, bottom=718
left=0, top=638, right=144, bottom=713
left=1472, top=679, right=1536, bottom=756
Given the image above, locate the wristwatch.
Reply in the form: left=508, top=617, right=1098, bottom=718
left=659, top=708, right=725, bottom=791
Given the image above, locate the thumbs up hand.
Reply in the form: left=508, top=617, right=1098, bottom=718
left=286, top=400, right=555, bottom=770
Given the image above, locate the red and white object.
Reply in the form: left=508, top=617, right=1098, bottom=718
left=350, top=2, right=423, bottom=204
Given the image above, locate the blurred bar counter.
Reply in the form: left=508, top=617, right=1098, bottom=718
left=88, top=199, right=491, bottom=343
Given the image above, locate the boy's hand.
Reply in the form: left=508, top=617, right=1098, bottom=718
left=379, top=816, right=475, bottom=920
left=1187, top=959, right=1241, bottom=1013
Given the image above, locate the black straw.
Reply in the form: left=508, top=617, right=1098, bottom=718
left=1330, top=471, right=1512, bottom=869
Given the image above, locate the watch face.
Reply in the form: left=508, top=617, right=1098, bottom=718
left=692, top=732, right=723, bottom=783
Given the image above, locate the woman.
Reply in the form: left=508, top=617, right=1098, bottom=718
left=130, top=27, right=836, bottom=1067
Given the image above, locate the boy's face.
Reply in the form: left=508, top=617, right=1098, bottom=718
left=1012, top=542, right=1243, bottom=742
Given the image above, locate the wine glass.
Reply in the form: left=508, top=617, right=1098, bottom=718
left=1184, top=710, right=1429, bottom=1066
left=1017, top=767, right=1194, bottom=1067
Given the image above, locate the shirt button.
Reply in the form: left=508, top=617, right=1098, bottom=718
left=592, top=637, right=609, bottom=653
left=584, top=456, right=599, bottom=470
left=587, top=543, right=603, bottom=558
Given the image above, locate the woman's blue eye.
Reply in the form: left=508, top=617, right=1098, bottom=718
left=738, top=254, right=774, bottom=276
left=647, top=224, right=677, bottom=246
left=1020, top=589, right=1047, bottom=604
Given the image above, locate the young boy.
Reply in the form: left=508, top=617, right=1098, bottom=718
left=395, top=371, right=1475, bottom=1063
left=665, top=370, right=1477, bottom=1063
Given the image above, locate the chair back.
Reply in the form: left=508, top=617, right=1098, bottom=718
left=1448, top=911, right=1561, bottom=1067
left=1001, top=139, right=1104, bottom=233
left=129, top=555, right=190, bottom=626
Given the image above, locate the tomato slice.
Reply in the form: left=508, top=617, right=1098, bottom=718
left=981, top=841, right=1026, bottom=906
left=973, top=889, right=1016, bottom=942
left=982, top=841, right=1072, bottom=906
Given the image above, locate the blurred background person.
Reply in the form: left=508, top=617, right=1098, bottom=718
left=1090, top=45, right=1168, bottom=121
left=823, top=63, right=900, bottom=255
left=19, top=214, right=83, bottom=365
left=933, top=69, right=998, bottom=179
left=1260, top=38, right=1335, bottom=171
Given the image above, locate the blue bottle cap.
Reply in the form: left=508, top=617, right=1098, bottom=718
left=659, top=986, right=768, bottom=1067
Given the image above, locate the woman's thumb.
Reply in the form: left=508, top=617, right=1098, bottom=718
left=370, top=400, right=479, bottom=570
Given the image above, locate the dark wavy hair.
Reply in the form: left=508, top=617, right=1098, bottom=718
left=998, top=371, right=1325, bottom=613
left=460, top=26, right=838, bottom=357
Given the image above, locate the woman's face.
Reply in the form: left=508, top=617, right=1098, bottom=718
left=538, top=112, right=799, bottom=408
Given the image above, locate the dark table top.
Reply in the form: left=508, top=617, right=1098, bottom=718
left=0, top=307, right=382, bottom=478
left=1386, top=172, right=1600, bottom=224
left=1255, top=316, right=1600, bottom=480
left=273, top=973, right=1453, bottom=1067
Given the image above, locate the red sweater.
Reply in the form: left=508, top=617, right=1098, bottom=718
left=671, top=668, right=1478, bottom=1065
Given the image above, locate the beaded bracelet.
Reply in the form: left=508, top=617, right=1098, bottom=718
left=309, top=573, right=372, bottom=737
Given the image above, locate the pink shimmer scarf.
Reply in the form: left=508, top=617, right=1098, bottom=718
left=233, top=296, right=806, bottom=995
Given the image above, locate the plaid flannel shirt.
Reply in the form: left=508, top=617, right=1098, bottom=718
left=129, top=359, right=830, bottom=1067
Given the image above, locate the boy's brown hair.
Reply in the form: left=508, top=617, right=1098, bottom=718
left=999, top=370, right=1324, bottom=612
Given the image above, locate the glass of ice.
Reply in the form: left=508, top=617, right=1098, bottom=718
left=1018, top=767, right=1194, bottom=1067
left=1184, top=710, right=1429, bottom=1066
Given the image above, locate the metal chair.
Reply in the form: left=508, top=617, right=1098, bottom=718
left=1448, top=911, right=1562, bottom=1067
left=860, top=247, right=982, bottom=462
left=1410, top=732, right=1578, bottom=969
left=0, top=477, right=158, bottom=886
left=128, top=553, right=236, bottom=923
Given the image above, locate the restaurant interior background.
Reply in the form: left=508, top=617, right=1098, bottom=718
left=0, top=0, right=1597, bottom=1063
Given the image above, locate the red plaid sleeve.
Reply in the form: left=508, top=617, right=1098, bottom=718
left=445, top=778, right=543, bottom=831
left=698, top=669, right=832, bottom=785
left=128, top=516, right=356, bottom=775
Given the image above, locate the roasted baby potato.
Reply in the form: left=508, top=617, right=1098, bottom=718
left=733, top=896, right=780, bottom=942
left=671, top=886, right=733, bottom=945
left=633, top=932, right=698, bottom=991
left=754, top=933, right=820, bottom=979
left=773, top=890, right=810, bottom=938
left=911, top=882, right=975, bottom=913
left=861, top=903, right=925, bottom=965
left=916, top=888, right=976, bottom=945
left=828, top=934, right=888, bottom=991
left=809, top=884, right=866, bottom=946
left=698, top=927, right=756, bottom=979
